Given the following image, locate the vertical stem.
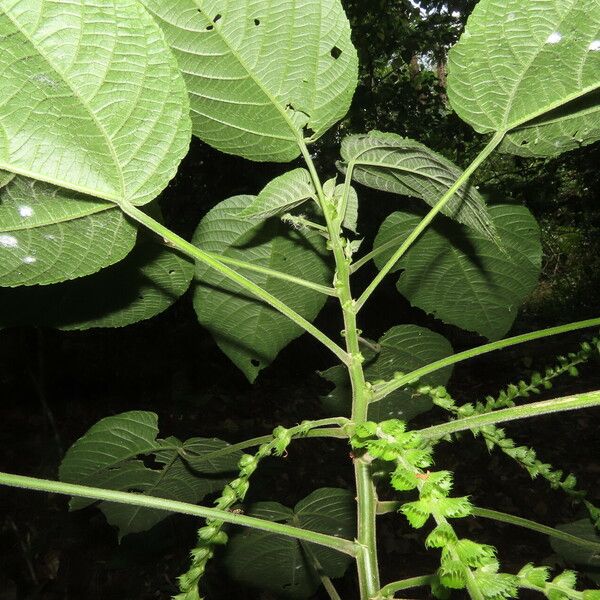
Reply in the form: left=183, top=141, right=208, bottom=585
left=299, top=141, right=380, bottom=599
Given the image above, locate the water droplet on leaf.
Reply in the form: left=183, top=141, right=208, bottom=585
left=546, top=32, right=562, bottom=44
left=0, top=234, right=18, bottom=248
left=588, top=40, right=600, bottom=51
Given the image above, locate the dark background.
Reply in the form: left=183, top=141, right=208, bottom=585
left=1, top=1, right=599, bottom=598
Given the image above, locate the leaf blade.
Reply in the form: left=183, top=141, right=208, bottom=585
left=340, top=132, right=494, bottom=237
left=373, top=204, right=542, bottom=340
left=0, top=0, right=190, bottom=203
left=447, top=0, right=600, bottom=156
left=140, top=0, right=358, bottom=162
left=192, top=195, right=333, bottom=382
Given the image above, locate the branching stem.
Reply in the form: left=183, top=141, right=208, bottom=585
left=119, top=200, right=349, bottom=365
left=0, top=471, right=357, bottom=555
left=299, top=140, right=380, bottom=600
left=371, top=317, right=600, bottom=402
left=418, top=391, right=600, bottom=439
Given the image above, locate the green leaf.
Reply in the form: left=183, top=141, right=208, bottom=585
left=0, top=0, right=190, bottom=204
left=0, top=236, right=193, bottom=329
left=0, top=177, right=136, bottom=287
left=373, top=204, right=541, bottom=340
left=224, top=488, right=355, bottom=599
left=193, top=195, right=333, bottom=382
left=0, top=171, right=15, bottom=189
left=339, top=132, right=494, bottom=237
left=239, top=169, right=315, bottom=220
left=448, top=0, right=600, bottom=157
left=59, top=411, right=240, bottom=537
left=323, top=177, right=359, bottom=233
left=140, top=0, right=358, bottom=162
left=551, top=520, right=600, bottom=585
left=320, top=325, right=453, bottom=420
left=472, top=569, right=518, bottom=600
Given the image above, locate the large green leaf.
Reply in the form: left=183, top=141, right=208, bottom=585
left=320, top=325, right=454, bottom=421
left=0, top=0, right=190, bottom=286
left=0, top=0, right=190, bottom=205
left=59, top=411, right=241, bottom=537
left=448, top=0, right=600, bottom=157
left=239, top=169, right=315, bottom=220
left=0, top=177, right=136, bottom=286
left=0, top=236, right=193, bottom=329
left=140, top=0, right=358, bottom=162
left=339, top=132, right=494, bottom=237
left=373, top=204, right=541, bottom=340
left=193, top=195, right=333, bottom=382
left=224, top=488, right=355, bottom=599
left=551, top=519, right=600, bottom=585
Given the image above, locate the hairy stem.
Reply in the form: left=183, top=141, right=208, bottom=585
left=299, top=141, right=380, bottom=600
left=119, top=200, right=349, bottom=365
left=0, top=472, right=357, bottom=556
left=418, top=391, right=600, bottom=439
left=371, top=317, right=600, bottom=402
left=203, top=250, right=336, bottom=295
left=355, top=132, right=505, bottom=312
left=193, top=419, right=350, bottom=462
left=376, top=574, right=436, bottom=598
left=377, top=501, right=600, bottom=553
left=472, top=507, right=600, bottom=553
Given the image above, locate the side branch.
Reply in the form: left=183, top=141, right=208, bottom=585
left=371, top=318, right=600, bottom=403
left=119, top=201, right=349, bottom=365
left=0, top=472, right=357, bottom=556
left=472, top=507, right=600, bottom=553
left=418, top=391, right=600, bottom=440
left=354, top=131, right=504, bottom=312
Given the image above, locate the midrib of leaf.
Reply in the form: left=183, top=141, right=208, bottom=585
left=355, top=159, right=454, bottom=189
left=1, top=10, right=125, bottom=201
left=0, top=161, right=121, bottom=203
left=0, top=204, right=115, bottom=232
left=193, top=2, right=303, bottom=144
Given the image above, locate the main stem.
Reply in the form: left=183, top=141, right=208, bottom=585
left=300, top=142, right=380, bottom=599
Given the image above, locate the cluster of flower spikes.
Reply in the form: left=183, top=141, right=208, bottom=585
left=351, top=420, right=516, bottom=600
left=352, top=421, right=600, bottom=600
left=416, top=338, right=600, bottom=500
left=515, top=565, right=600, bottom=600
left=175, top=426, right=294, bottom=600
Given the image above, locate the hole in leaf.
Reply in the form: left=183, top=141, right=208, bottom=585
left=520, top=140, right=529, bottom=146
left=206, top=24, right=213, bottom=30
left=254, top=18, right=260, bottom=26
left=213, top=14, right=222, bottom=22
left=330, top=46, right=342, bottom=59
left=303, top=124, right=316, bottom=138
left=168, top=270, right=176, bottom=275
left=137, top=453, right=163, bottom=471
left=251, top=359, right=260, bottom=367
left=127, top=488, right=145, bottom=494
